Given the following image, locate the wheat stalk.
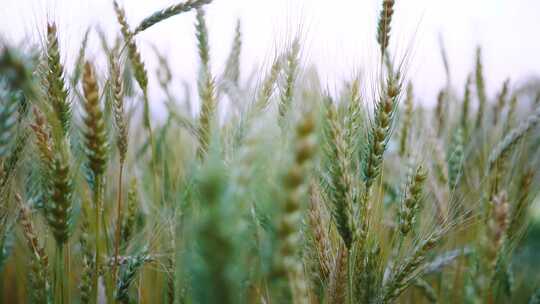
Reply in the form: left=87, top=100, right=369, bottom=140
left=325, top=243, right=348, bottom=304
left=110, top=53, right=129, bottom=285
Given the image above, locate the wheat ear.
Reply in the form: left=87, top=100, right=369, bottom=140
left=324, top=102, right=354, bottom=249
left=475, top=47, right=487, bottom=129
left=278, top=38, right=300, bottom=120
left=133, top=0, right=213, bottom=35
left=376, top=0, right=395, bottom=56
left=488, top=106, right=540, bottom=171
left=17, top=195, right=51, bottom=303
left=399, top=83, right=414, bottom=156
left=46, top=23, right=71, bottom=135
left=196, top=8, right=217, bottom=159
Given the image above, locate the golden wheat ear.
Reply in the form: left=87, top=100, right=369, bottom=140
left=82, top=62, right=108, bottom=177
left=377, top=0, right=395, bottom=57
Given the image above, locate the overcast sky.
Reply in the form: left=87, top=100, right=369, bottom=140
left=1, top=0, right=540, bottom=106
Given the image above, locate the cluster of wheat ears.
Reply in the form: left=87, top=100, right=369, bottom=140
left=0, top=0, right=540, bottom=303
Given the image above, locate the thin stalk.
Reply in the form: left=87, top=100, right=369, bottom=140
left=55, top=245, right=65, bottom=304
left=102, top=194, right=114, bottom=302
left=347, top=249, right=353, bottom=304
left=94, top=175, right=104, bottom=304
left=65, top=245, right=71, bottom=303
left=143, top=93, right=160, bottom=206
left=113, top=162, right=125, bottom=284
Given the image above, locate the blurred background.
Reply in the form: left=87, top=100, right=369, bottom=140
left=1, top=0, right=540, bottom=107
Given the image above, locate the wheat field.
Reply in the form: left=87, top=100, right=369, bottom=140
left=0, top=0, right=540, bottom=303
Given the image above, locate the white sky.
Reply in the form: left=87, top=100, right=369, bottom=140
left=1, top=0, right=540, bottom=106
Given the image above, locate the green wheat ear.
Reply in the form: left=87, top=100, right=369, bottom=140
left=447, top=128, right=464, bottom=190
left=363, top=74, right=401, bottom=191
left=0, top=85, right=20, bottom=158
left=223, top=19, right=242, bottom=85
left=493, top=78, right=510, bottom=125
left=46, top=23, right=71, bottom=136
left=278, top=38, right=300, bottom=120
left=133, top=0, right=213, bottom=35
left=115, top=249, right=152, bottom=303
left=0, top=46, right=36, bottom=99
left=196, top=8, right=217, bottom=160
left=46, top=156, right=73, bottom=245
left=323, top=101, right=354, bottom=249
left=488, top=106, right=540, bottom=171
left=399, top=82, right=414, bottom=156
left=398, top=164, right=427, bottom=236
left=475, top=46, right=487, bottom=129
left=461, top=74, right=472, bottom=136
